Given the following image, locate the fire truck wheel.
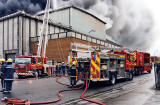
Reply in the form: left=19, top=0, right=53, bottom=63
left=37, top=70, right=42, bottom=76
left=148, top=71, right=151, bottom=73
left=109, top=74, right=116, bottom=85
left=33, top=71, right=38, bottom=78
left=18, top=75, right=23, bottom=79
left=128, top=72, right=133, bottom=81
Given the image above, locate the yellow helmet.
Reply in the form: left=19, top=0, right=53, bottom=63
left=7, top=58, right=13, bottom=62
left=0, top=58, right=5, bottom=62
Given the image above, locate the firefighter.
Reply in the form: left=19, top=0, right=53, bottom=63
left=154, top=62, right=157, bottom=70
left=55, top=64, right=59, bottom=76
left=0, top=58, right=6, bottom=92
left=70, top=61, right=77, bottom=87
left=66, top=63, right=70, bottom=75
left=2, top=58, right=15, bottom=93
left=155, top=63, right=160, bottom=89
left=59, top=63, right=62, bottom=75
left=61, top=62, right=66, bottom=76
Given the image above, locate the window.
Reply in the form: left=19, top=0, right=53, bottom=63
left=38, top=58, right=41, bottom=63
left=32, top=57, right=36, bottom=64
left=15, top=57, right=31, bottom=64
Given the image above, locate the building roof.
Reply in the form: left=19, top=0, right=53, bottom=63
left=0, top=11, right=121, bottom=47
left=0, top=11, right=72, bottom=31
left=37, top=6, right=106, bottom=24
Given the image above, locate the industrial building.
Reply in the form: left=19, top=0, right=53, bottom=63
left=0, top=6, right=122, bottom=62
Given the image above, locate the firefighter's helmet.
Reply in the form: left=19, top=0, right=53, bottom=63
left=0, top=58, right=5, bottom=62
left=7, top=58, right=13, bottom=63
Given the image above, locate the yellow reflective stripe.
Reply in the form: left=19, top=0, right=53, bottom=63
left=97, top=78, right=100, bottom=81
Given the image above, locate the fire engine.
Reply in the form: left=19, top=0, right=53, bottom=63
left=114, top=50, right=152, bottom=75
left=15, top=0, right=52, bottom=78
left=143, top=52, right=152, bottom=73
left=15, top=55, right=50, bottom=78
left=114, top=50, right=135, bottom=72
left=69, top=48, right=134, bottom=85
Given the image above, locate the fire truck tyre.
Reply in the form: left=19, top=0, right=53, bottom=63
left=128, top=72, right=133, bottom=81
left=18, top=75, right=23, bottom=79
left=37, top=70, right=42, bottom=76
left=109, top=74, right=116, bottom=85
left=33, top=71, right=38, bottom=78
left=148, top=71, right=151, bottom=73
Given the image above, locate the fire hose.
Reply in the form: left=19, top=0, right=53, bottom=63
left=1, top=73, right=106, bottom=105
left=0, top=73, right=85, bottom=105
left=80, top=74, right=106, bottom=105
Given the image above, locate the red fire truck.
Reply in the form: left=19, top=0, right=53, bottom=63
left=69, top=49, right=134, bottom=85
left=114, top=50, right=152, bottom=75
left=133, top=51, right=144, bottom=75
left=114, top=50, right=135, bottom=72
left=143, top=52, right=152, bottom=73
left=15, top=55, right=51, bottom=78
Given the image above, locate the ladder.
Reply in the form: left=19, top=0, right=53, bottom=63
left=37, top=0, right=51, bottom=58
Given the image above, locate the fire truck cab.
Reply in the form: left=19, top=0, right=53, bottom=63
left=15, top=55, right=48, bottom=78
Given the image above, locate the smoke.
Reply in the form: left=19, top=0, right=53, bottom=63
left=0, top=0, right=154, bottom=50
left=58, top=0, right=154, bottom=50
left=0, top=0, right=47, bottom=17
left=109, top=0, right=153, bottom=50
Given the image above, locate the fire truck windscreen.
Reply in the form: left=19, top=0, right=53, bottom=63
left=15, top=57, right=31, bottom=64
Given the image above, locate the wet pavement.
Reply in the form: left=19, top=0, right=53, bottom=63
left=104, top=71, right=159, bottom=105
left=0, top=70, right=159, bottom=105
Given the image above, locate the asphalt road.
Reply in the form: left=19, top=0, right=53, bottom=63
left=0, top=71, right=155, bottom=105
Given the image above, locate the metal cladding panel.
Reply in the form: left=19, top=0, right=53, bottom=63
left=9, top=19, right=13, bottom=50
left=0, top=22, right=3, bottom=57
left=37, top=22, right=42, bottom=36
left=49, top=25, right=55, bottom=34
left=25, top=18, right=30, bottom=36
left=24, top=18, right=30, bottom=55
left=55, top=27, right=59, bottom=33
left=14, top=17, right=18, bottom=49
left=31, top=20, right=36, bottom=37
left=71, top=8, right=106, bottom=40
left=4, top=21, right=8, bottom=50
left=49, top=9, right=70, bottom=27
left=18, top=17, right=23, bottom=55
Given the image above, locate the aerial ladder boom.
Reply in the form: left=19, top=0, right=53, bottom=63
left=37, top=0, right=50, bottom=58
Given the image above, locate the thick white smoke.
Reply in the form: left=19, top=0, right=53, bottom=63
left=110, top=0, right=153, bottom=50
